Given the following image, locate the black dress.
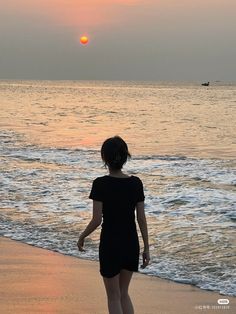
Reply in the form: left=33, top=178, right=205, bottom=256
left=89, top=175, right=145, bottom=278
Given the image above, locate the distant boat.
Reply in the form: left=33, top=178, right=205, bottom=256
left=201, top=82, right=210, bottom=86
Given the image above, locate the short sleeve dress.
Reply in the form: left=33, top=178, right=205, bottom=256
left=89, top=175, right=145, bottom=278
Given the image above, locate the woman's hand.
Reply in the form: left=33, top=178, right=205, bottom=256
left=77, top=236, right=85, bottom=252
left=141, top=251, right=150, bottom=269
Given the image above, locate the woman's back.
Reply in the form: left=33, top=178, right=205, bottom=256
left=89, top=175, right=145, bottom=234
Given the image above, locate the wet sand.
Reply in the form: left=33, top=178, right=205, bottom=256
left=0, top=237, right=235, bottom=313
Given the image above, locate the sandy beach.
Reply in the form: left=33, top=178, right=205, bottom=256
left=0, top=237, right=234, bottom=314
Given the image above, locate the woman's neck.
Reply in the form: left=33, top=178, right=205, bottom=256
left=108, top=168, right=128, bottom=178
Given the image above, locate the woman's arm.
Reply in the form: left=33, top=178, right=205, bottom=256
left=77, top=200, right=102, bottom=251
left=136, top=201, right=150, bottom=268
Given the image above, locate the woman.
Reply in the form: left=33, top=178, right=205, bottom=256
left=77, top=136, right=150, bottom=314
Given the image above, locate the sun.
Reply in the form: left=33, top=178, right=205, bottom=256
left=80, top=36, right=89, bottom=45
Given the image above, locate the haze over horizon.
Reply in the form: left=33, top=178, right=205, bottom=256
left=0, top=0, right=235, bottom=81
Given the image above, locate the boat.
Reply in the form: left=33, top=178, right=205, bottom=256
left=201, top=82, right=210, bottom=86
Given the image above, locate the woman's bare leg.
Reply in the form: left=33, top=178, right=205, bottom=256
left=119, top=270, right=134, bottom=314
left=103, top=274, right=123, bottom=314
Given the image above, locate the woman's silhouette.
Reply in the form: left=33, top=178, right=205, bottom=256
left=78, top=136, right=150, bottom=314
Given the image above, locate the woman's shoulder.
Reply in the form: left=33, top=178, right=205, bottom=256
left=92, top=175, right=107, bottom=183
left=131, top=175, right=143, bottom=182
left=92, top=175, right=143, bottom=184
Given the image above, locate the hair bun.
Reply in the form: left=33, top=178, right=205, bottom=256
left=101, top=136, right=131, bottom=170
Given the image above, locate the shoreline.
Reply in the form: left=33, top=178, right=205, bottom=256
left=0, top=236, right=235, bottom=313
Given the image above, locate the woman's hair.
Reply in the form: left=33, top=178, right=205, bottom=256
left=101, top=136, right=131, bottom=170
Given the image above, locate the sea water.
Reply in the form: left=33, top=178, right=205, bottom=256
left=0, top=80, right=236, bottom=296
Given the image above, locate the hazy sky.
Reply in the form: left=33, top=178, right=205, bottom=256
left=0, top=0, right=235, bottom=81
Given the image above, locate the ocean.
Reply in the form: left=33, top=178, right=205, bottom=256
left=0, top=80, right=235, bottom=296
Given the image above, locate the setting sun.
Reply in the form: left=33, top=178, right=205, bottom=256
left=80, top=36, right=89, bottom=45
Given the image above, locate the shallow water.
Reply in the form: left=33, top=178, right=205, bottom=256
left=0, top=80, right=236, bottom=296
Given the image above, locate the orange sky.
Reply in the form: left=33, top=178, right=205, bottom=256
left=2, top=0, right=148, bottom=29
left=2, top=0, right=236, bottom=30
